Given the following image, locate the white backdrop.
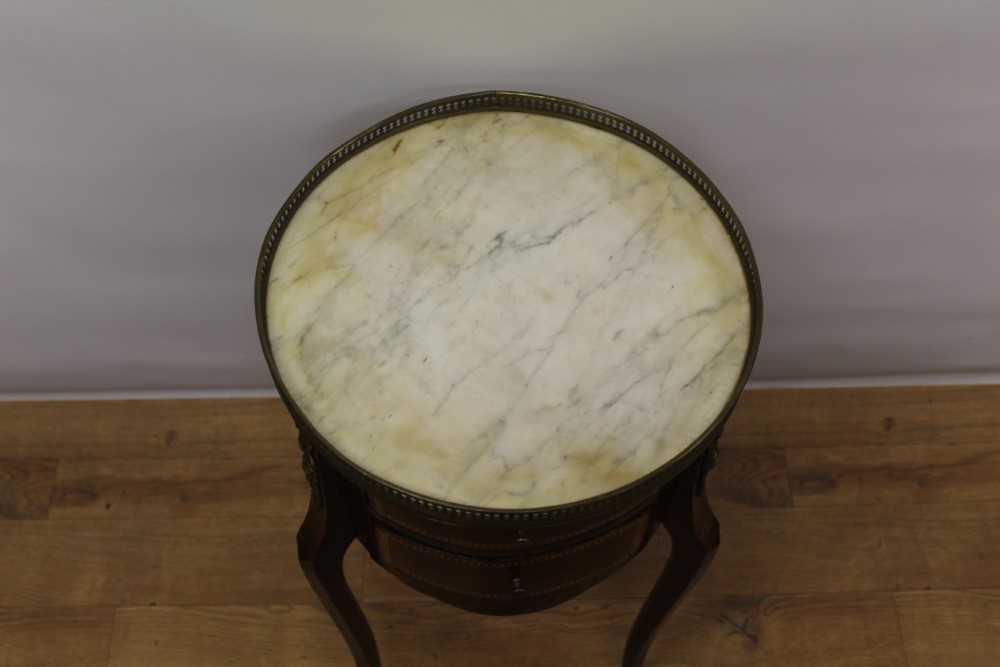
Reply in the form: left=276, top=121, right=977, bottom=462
left=3, top=1, right=999, bottom=392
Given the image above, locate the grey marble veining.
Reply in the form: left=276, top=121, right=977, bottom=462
left=267, top=111, right=751, bottom=509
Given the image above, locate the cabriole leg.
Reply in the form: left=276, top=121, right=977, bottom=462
left=623, top=447, right=720, bottom=667
left=297, top=433, right=381, bottom=667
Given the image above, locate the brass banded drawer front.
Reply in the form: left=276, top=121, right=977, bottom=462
left=369, top=494, right=652, bottom=555
left=372, top=509, right=654, bottom=603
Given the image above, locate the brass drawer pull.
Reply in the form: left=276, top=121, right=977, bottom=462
left=510, top=565, right=526, bottom=595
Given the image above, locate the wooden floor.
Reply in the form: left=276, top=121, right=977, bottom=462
left=2, top=386, right=1000, bottom=666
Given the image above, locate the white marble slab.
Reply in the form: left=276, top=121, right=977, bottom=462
left=267, top=111, right=751, bottom=509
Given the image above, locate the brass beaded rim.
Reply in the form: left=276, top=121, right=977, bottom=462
left=255, top=90, right=763, bottom=524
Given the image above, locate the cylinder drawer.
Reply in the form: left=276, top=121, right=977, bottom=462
left=370, top=507, right=655, bottom=614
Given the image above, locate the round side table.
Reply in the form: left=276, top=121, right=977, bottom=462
left=255, top=91, right=762, bottom=667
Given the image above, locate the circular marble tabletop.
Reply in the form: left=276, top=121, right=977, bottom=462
left=266, top=110, right=752, bottom=509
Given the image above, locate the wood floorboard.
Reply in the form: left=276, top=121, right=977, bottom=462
left=107, top=605, right=352, bottom=667
left=895, top=589, right=1000, bottom=667
left=0, top=458, right=57, bottom=519
left=49, top=457, right=307, bottom=519
left=0, top=399, right=296, bottom=459
left=709, top=446, right=793, bottom=508
left=723, top=387, right=937, bottom=449
left=892, top=501, right=1000, bottom=591
left=1, top=386, right=998, bottom=665
left=787, top=442, right=1000, bottom=506
left=649, top=592, right=910, bottom=667
left=0, top=607, right=114, bottom=667
left=930, top=385, right=1000, bottom=446
left=700, top=504, right=931, bottom=596
left=0, top=517, right=362, bottom=607
left=355, top=592, right=908, bottom=667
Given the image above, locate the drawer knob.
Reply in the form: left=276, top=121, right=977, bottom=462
left=510, top=564, right=527, bottom=594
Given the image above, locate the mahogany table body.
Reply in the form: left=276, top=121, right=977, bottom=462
left=296, top=426, right=721, bottom=667
left=255, top=91, right=761, bottom=667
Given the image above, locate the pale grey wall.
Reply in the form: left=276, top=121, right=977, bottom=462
left=3, top=1, right=999, bottom=392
